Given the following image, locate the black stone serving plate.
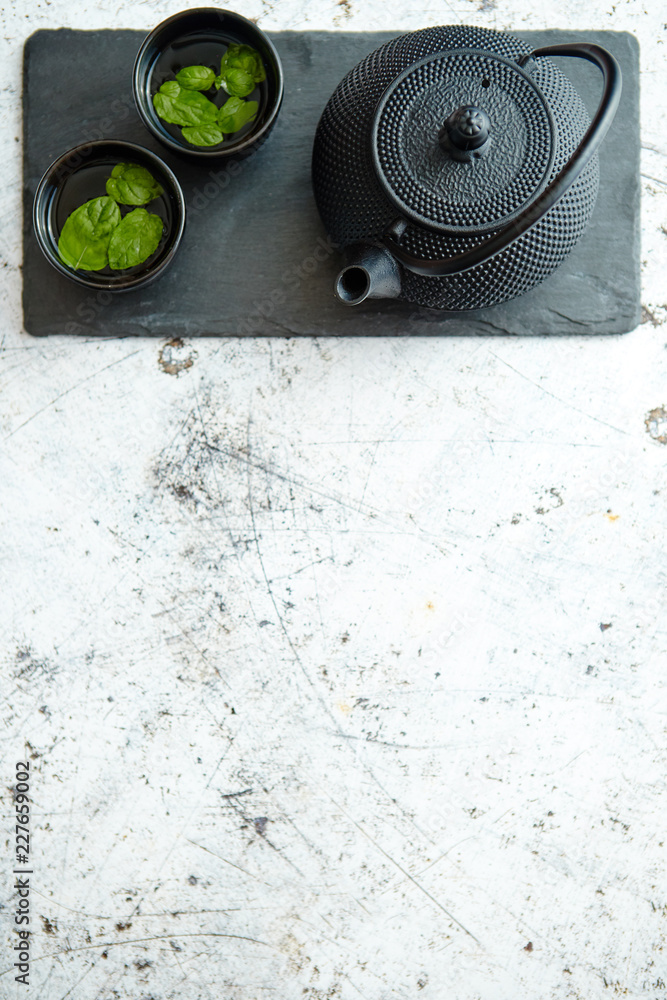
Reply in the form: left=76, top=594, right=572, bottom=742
left=23, top=29, right=640, bottom=337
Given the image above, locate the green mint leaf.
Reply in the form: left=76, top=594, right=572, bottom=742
left=153, top=82, right=219, bottom=126
left=59, top=234, right=108, bottom=271
left=240, top=48, right=265, bottom=83
left=220, top=43, right=265, bottom=84
left=181, top=124, right=224, bottom=147
left=107, top=208, right=164, bottom=270
left=57, top=196, right=121, bottom=271
left=217, top=97, right=258, bottom=134
left=217, top=95, right=244, bottom=120
left=176, top=65, right=216, bottom=91
left=73, top=196, right=121, bottom=239
left=106, top=162, right=163, bottom=206
left=160, top=80, right=181, bottom=96
left=220, top=67, right=255, bottom=98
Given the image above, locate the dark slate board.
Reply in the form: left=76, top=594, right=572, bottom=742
left=23, top=29, right=640, bottom=337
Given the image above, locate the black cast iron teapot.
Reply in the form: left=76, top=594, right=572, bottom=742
left=311, top=26, right=621, bottom=310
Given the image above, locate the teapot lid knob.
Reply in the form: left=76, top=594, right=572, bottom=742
left=441, top=105, right=491, bottom=152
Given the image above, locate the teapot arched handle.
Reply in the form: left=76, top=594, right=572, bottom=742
left=381, top=43, right=622, bottom=277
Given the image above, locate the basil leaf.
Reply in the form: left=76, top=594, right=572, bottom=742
left=59, top=234, right=108, bottom=271
left=240, top=46, right=266, bottom=83
left=219, top=67, right=255, bottom=98
left=159, top=80, right=180, bottom=97
left=220, top=43, right=265, bottom=83
left=153, top=82, right=218, bottom=126
left=217, top=97, right=258, bottom=134
left=106, top=162, right=163, bottom=206
left=57, top=196, right=120, bottom=271
left=72, top=195, right=121, bottom=238
left=107, top=208, right=164, bottom=270
left=176, top=65, right=216, bottom=91
left=216, top=95, right=244, bottom=125
left=181, top=124, right=224, bottom=147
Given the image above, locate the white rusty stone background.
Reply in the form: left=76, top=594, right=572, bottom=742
left=1, top=0, right=666, bottom=998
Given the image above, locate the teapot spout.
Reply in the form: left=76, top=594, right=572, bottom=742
left=335, top=243, right=401, bottom=306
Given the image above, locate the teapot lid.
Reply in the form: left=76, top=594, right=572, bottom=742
left=371, top=49, right=557, bottom=236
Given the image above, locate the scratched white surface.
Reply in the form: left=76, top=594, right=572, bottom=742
left=1, top=0, right=666, bottom=997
